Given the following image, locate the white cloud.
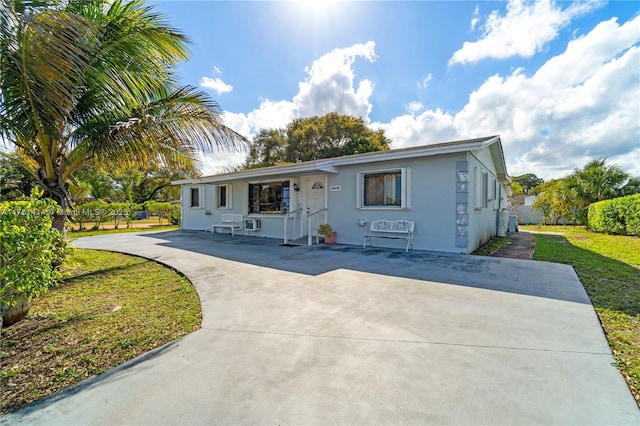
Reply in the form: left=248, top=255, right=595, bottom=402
left=450, top=0, right=603, bottom=65
left=380, top=14, right=640, bottom=180
left=406, top=101, right=424, bottom=113
left=376, top=109, right=457, bottom=149
left=199, top=77, right=233, bottom=95
left=417, top=73, right=432, bottom=89
left=202, top=14, right=639, bottom=181
left=470, top=4, right=480, bottom=31
left=212, top=65, right=222, bottom=75
left=200, top=42, right=378, bottom=174
left=293, top=41, right=377, bottom=119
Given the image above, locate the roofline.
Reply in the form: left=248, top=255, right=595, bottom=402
left=173, top=135, right=506, bottom=185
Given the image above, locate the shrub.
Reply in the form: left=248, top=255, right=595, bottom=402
left=588, top=194, right=640, bottom=236
left=0, top=199, right=65, bottom=312
left=145, top=201, right=172, bottom=225
left=318, top=223, right=334, bottom=236
left=169, top=204, right=181, bottom=225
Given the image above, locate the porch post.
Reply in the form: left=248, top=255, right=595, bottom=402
left=284, top=215, right=288, bottom=244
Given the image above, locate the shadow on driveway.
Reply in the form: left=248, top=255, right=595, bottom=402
left=140, top=230, right=590, bottom=305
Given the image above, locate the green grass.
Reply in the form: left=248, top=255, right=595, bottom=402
left=471, top=236, right=512, bottom=256
left=69, top=224, right=179, bottom=238
left=521, top=225, right=640, bottom=405
left=1, top=249, right=201, bottom=414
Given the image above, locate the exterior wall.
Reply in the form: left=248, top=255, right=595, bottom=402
left=179, top=145, right=506, bottom=253
left=466, top=150, right=504, bottom=252
left=508, top=205, right=544, bottom=224
left=181, top=180, right=304, bottom=239
left=180, top=184, right=216, bottom=231
left=324, top=153, right=466, bottom=253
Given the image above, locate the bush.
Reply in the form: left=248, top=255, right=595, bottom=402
left=145, top=201, right=172, bottom=225
left=588, top=194, right=640, bottom=236
left=169, top=204, right=181, bottom=225
left=0, top=199, right=65, bottom=312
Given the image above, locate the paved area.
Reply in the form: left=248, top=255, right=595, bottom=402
left=491, top=231, right=537, bottom=260
left=3, top=230, right=639, bottom=425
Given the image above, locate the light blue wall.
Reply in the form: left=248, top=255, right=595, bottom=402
left=467, top=149, right=505, bottom=251
left=180, top=149, right=505, bottom=253
left=324, top=153, right=467, bottom=253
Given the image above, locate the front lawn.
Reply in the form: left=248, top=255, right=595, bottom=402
left=0, top=249, right=201, bottom=415
left=68, top=224, right=179, bottom=238
left=521, top=225, right=640, bottom=406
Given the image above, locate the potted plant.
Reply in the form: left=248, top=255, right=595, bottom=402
left=318, top=223, right=337, bottom=245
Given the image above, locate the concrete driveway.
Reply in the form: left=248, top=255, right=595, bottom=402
left=4, top=230, right=638, bottom=425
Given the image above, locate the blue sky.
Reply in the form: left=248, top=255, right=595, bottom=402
left=150, top=0, right=640, bottom=180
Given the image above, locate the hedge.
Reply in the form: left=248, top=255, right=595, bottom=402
left=0, top=199, right=65, bottom=311
left=588, top=194, right=640, bottom=236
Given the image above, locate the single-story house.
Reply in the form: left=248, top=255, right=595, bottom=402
left=173, top=135, right=511, bottom=254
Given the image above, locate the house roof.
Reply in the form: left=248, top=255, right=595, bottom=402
left=173, top=135, right=510, bottom=185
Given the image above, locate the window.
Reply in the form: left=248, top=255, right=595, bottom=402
left=248, top=181, right=290, bottom=214
left=189, top=186, right=203, bottom=208
left=482, top=171, right=489, bottom=208
left=217, top=184, right=232, bottom=209
left=357, top=168, right=410, bottom=209
left=474, top=167, right=490, bottom=209
left=364, top=172, right=401, bottom=206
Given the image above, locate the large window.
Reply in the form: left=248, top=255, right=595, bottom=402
left=248, top=181, right=290, bottom=214
left=357, top=168, right=410, bottom=209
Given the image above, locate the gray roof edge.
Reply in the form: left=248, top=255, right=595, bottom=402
left=173, top=135, right=504, bottom=185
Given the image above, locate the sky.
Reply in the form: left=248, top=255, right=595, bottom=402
left=149, top=0, right=640, bottom=180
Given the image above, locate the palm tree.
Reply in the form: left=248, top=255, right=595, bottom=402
left=566, top=158, right=639, bottom=224
left=0, top=0, right=246, bottom=235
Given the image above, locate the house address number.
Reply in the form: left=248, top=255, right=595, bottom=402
left=329, top=185, right=341, bottom=191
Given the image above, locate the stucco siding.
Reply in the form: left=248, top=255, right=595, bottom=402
left=467, top=151, right=503, bottom=251
left=326, top=153, right=466, bottom=253
left=180, top=184, right=215, bottom=231
left=176, top=137, right=509, bottom=254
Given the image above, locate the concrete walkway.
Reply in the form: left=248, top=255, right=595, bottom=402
left=491, top=231, right=537, bottom=260
left=4, top=230, right=639, bottom=425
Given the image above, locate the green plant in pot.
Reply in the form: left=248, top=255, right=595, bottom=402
left=318, top=223, right=337, bottom=245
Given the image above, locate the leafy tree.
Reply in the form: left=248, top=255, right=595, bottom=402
left=509, top=181, right=524, bottom=196
left=511, top=173, right=544, bottom=194
left=244, top=129, right=288, bottom=169
left=0, top=156, right=36, bottom=200
left=145, top=201, right=172, bottom=225
left=244, top=113, right=390, bottom=168
left=532, top=159, right=639, bottom=225
left=124, top=167, right=189, bottom=203
left=0, top=0, right=246, bottom=236
left=75, top=165, right=115, bottom=200
left=532, top=179, right=574, bottom=225
left=566, top=158, right=639, bottom=224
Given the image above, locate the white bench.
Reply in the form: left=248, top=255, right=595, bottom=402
left=363, top=219, right=415, bottom=252
left=212, top=214, right=243, bottom=236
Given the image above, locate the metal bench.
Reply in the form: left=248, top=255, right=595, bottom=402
left=212, top=214, right=243, bottom=236
left=363, top=219, right=415, bottom=252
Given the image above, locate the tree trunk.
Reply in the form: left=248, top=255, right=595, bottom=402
left=37, top=170, right=72, bottom=240
left=52, top=212, right=67, bottom=240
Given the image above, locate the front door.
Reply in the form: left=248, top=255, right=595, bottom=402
left=301, top=175, right=327, bottom=237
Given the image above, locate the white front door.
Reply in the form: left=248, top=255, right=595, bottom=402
left=300, top=175, right=327, bottom=237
